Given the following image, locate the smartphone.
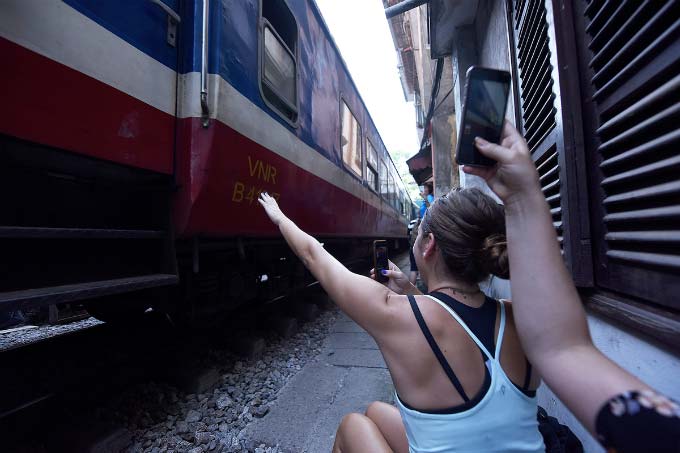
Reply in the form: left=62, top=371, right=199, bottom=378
left=373, top=240, right=389, bottom=283
left=455, top=66, right=511, bottom=167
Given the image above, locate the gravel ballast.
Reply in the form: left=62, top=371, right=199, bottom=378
left=94, top=308, right=339, bottom=453
left=0, top=317, right=103, bottom=351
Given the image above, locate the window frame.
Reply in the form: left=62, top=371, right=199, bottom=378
left=388, top=171, right=395, bottom=209
left=568, top=1, right=680, bottom=313
left=506, top=0, right=592, bottom=287
left=506, top=0, right=680, bottom=349
left=379, top=159, right=389, bottom=201
left=365, top=139, right=379, bottom=193
left=339, top=97, right=364, bottom=179
left=258, top=1, right=300, bottom=128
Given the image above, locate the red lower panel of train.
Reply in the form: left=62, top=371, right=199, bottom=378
left=173, top=118, right=404, bottom=240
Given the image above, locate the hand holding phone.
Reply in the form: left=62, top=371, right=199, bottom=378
left=455, top=66, right=511, bottom=167
left=373, top=240, right=389, bottom=283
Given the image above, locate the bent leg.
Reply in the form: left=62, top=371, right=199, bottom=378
left=332, top=412, right=393, bottom=453
left=365, top=402, right=409, bottom=453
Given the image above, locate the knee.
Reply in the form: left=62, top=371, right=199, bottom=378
left=365, top=401, right=387, bottom=420
left=334, top=413, right=374, bottom=453
left=339, top=412, right=367, bottom=431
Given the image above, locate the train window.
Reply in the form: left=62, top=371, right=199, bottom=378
left=260, top=0, right=298, bottom=124
left=366, top=141, right=379, bottom=192
left=388, top=173, right=395, bottom=209
left=380, top=160, right=389, bottom=199
left=340, top=100, right=362, bottom=177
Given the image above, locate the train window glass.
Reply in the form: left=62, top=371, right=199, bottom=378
left=380, top=160, right=388, bottom=199
left=340, top=100, right=362, bottom=177
left=262, top=0, right=297, bottom=52
left=263, top=28, right=296, bottom=105
left=260, top=0, right=298, bottom=124
left=388, top=173, right=395, bottom=208
left=366, top=141, right=379, bottom=191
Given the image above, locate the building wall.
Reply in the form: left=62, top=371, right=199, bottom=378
left=408, top=6, right=433, bottom=113
left=538, top=313, right=680, bottom=452
left=431, top=58, right=456, bottom=197
left=407, top=4, right=457, bottom=197
left=474, top=0, right=517, bottom=126
left=457, top=0, right=516, bottom=198
left=458, top=2, right=680, bottom=452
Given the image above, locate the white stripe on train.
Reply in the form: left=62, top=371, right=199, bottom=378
left=0, top=0, right=176, bottom=116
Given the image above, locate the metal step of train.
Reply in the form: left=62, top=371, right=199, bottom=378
left=0, top=227, right=166, bottom=240
left=0, top=137, right=179, bottom=324
left=0, top=226, right=178, bottom=318
left=0, top=274, right=179, bottom=312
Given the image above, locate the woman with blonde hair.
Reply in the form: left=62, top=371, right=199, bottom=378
left=258, top=133, right=544, bottom=452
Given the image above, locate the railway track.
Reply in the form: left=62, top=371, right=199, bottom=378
left=0, top=286, right=339, bottom=452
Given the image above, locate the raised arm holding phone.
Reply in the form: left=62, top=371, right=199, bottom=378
left=462, top=121, right=680, bottom=451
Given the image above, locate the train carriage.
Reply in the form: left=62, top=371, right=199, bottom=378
left=0, top=0, right=413, bottom=320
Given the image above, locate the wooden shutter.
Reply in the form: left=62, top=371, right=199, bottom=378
left=572, top=0, right=680, bottom=309
left=508, top=0, right=592, bottom=285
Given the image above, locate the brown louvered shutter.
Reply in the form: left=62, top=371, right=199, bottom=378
left=508, top=0, right=593, bottom=285
left=572, top=0, right=680, bottom=308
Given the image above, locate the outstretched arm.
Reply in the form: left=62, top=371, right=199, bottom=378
left=258, top=193, right=403, bottom=337
left=464, top=122, right=648, bottom=434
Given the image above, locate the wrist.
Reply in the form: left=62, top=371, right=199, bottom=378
left=504, top=186, right=546, bottom=217
left=276, top=216, right=292, bottom=228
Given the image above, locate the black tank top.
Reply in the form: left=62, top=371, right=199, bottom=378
left=399, top=292, right=535, bottom=414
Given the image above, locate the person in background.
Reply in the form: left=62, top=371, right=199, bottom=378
left=418, top=183, right=434, bottom=220
left=408, top=217, right=421, bottom=286
left=411, top=183, right=433, bottom=291
left=258, top=185, right=544, bottom=453
left=459, top=121, right=679, bottom=452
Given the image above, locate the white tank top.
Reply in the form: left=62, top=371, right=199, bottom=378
left=395, top=296, right=545, bottom=453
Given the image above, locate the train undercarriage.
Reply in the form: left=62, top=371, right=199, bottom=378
left=0, top=136, right=392, bottom=326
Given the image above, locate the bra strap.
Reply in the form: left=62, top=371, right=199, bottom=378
left=493, top=300, right=507, bottom=359
left=407, top=295, right=470, bottom=402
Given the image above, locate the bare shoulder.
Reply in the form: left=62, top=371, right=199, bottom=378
left=384, top=293, right=414, bottom=326
left=400, top=294, right=470, bottom=337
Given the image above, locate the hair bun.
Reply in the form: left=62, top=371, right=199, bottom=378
left=480, top=234, right=509, bottom=279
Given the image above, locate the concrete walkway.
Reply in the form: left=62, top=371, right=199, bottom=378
left=244, top=312, right=393, bottom=452
left=245, top=252, right=411, bottom=452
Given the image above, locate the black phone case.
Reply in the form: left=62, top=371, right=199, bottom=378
left=373, top=242, right=389, bottom=283
left=455, top=66, right=511, bottom=167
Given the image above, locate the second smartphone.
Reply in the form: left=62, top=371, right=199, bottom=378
left=455, top=66, right=511, bottom=167
left=373, top=240, right=389, bottom=283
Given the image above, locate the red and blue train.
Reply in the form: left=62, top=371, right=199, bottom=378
left=0, top=0, right=413, bottom=321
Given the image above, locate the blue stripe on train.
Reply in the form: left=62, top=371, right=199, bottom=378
left=62, top=0, right=180, bottom=71
left=60, top=0, right=393, bottom=180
